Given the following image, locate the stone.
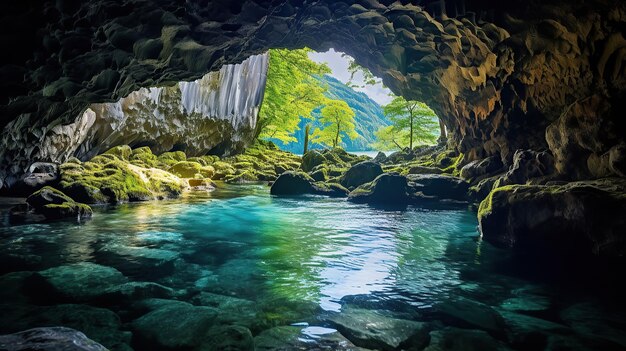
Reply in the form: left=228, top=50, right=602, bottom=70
left=301, top=150, right=327, bottom=172
left=131, top=301, right=219, bottom=350
left=270, top=171, right=317, bottom=195
left=560, top=302, right=626, bottom=347
left=348, top=173, right=409, bottom=204
left=0, top=327, right=108, bottom=351
left=497, top=150, right=555, bottom=186
left=406, top=174, right=470, bottom=201
left=254, top=326, right=368, bottom=351
left=424, top=327, right=513, bottom=351
left=478, top=178, right=626, bottom=256
left=498, top=310, right=569, bottom=349
left=373, top=152, right=387, bottom=163
left=310, top=168, right=327, bottom=182
left=340, top=161, right=383, bottom=189
left=459, top=156, right=503, bottom=181
left=190, top=292, right=259, bottom=328
left=24, top=262, right=128, bottom=302
left=325, top=306, right=430, bottom=350
left=96, top=244, right=179, bottom=278
left=435, top=297, right=506, bottom=334
left=200, top=325, right=254, bottom=351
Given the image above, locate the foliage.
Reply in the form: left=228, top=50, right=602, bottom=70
left=258, top=48, right=331, bottom=143
left=310, top=100, right=358, bottom=148
left=373, top=96, right=439, bottom=150
left=272, top=75, right=390, bottom=153
left=342, top=53, right=381, bottom=88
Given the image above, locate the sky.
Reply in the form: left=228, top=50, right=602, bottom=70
left=308, top=49, right=394, bottom=106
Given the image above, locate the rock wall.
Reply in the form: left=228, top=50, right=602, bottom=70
left=0, top=53, right=268, bottom=189
left=1, top=0, right=626, bottom=189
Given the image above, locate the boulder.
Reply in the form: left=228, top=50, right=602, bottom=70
left=340, top=161, right=383, bottom=189
left=270, top=171, right=317, bottom=195
left=325, top=306, right=430, bottom=350
left=406, top=174, right=470, bottom=201
left=0, top=327, right=108, bottom=351
left=254, top=326, right=367, bottom=351
left=424, top=327, right=513, bottom=351
left=24, top=262, right=128, bottom=302
left=435, top=297, right=506, bottom=334
left=131, top=301, right=218, bottom=350
left=348, top=173, right=409, bottom=204
left=497, top=149, right=555, bottom=186
left=96, top=244, right=179, bottom=278
left=301, top=150, right=326, bottom=172
left=459, top=155, right=503, bottom=181
left=478, top=178, right=626, bottom=256
left=373, top=151, right=387, bottom=163
left=190, top=292, right=259, bottom=328
left=201, top=325, right=254, bottom=351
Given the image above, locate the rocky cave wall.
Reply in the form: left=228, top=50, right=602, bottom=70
left=1, top=0, right=626, bottom=189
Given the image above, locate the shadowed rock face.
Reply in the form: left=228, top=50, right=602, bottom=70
left=1, top=0, right=626, bottom=188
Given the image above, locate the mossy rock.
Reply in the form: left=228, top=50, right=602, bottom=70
left=130, top=147, right=159, bottom=168
left=224, top=171, right=258, bottom=184
left=301, top=150, right=326, bottom=172
left=104, top=145, right=132, bottom=161
left=310, top=168, right=328, bottom=182
left=65, top=157, right=82, bottom=165
left=158, top=151, right=187, bottom=166
left=26, top=186, right=92, bottom=220
left=168, top=161, right=203, bottom=178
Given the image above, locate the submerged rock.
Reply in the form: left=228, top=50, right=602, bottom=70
left=254, top=326, right=367, bottom=351
left=424, top=327, right=512, bottom=351
left=0, top=327, right=108, bottom=351
left=435, top=297, right=506, bottom=334
left=340, top=161, right=383, bottom=189
left=131, top=301, right=219, bottom=350
left=24, top=262, right=128, bottom=302
left=26, top=186, right=92, bottom=220
left=190, top=292, right=259, bottom=329
left=478, top=178, right=626, bottom=256
left=325, top=306, right=430, bottom=350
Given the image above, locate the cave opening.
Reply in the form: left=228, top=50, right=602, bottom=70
left=1, top=1, right=626, bottom=350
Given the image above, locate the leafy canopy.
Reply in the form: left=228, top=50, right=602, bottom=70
left=311, top=99, right=358, bottom=148
left=373, top=96, right=439, bottom=150
left=258, top=48, right=331, bottom=142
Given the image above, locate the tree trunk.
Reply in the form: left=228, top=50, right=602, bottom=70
left=334, top=122, right=341, bottom=148
left=303, top=124, right=311, bottom=154
left=409, top=114, right=414, bottom=150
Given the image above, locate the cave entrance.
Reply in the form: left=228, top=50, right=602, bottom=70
left=259, top=48, right=444, bottom=156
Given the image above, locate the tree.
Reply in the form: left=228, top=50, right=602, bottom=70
left=342, top=53, right=380, bottom=88
left=258, top=48, right=330, bottom=143
left=311, top=100, right=358, bottom=148
left=373, top=96, right=439, bottom=150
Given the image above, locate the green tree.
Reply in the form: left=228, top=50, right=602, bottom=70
left=311, top=100, right=358, bottom=148
left=342, top=54, right=380, bottom=88
left=258, top=48, right=330, bottom=143
left=373, top=96, right=439, bottom=150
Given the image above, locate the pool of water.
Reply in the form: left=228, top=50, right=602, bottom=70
left=1, top=184, right=625, bottom=350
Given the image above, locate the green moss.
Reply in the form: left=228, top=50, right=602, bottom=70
left=104, top=145, right=132, bottom=160
left=130, top=147, right=159, bottom=168
left=477, top=184, right=518, bottom=219
left=168, top=161, right=203, bottom=178
left=158, top=151, right=187, bottom=166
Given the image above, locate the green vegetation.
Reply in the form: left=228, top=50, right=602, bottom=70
left=258, top=48, right=330, bottom=143
left=310, top=100, right=358, bottom=148
left=373, top=96, right=440, bottom=150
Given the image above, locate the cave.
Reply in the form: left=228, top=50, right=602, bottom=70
left=1, top=0, right=626, bottom=350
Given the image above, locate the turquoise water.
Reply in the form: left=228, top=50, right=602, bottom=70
left=1, top=184, right=625, bottom=350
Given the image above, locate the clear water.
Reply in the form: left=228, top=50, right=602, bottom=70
left=1, top=184, right=625, bottom=350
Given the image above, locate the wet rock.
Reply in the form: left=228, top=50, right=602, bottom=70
left=0, top=304, right=131, bottom=351
left=498, top=310, right=569, bottom=349
left=24, top=262, right=128, bottom=302
left=270, top=171, right=317, bottom=195
left=100, top=282, right=175, bottom=302
left=435, top=297, right=506, bottom=334
left=254, top=326, right=367, bottom=351
left=560, top=302, right=626, bottom=347
left=478, top=178, right=626, bottom=256
left=190, top=292, right=259, bottom=328
left=460, top=156, right=503, bottom=182
left=96, top=244, right=179, bottom=278
left=406, top=174, right=470, bottom=201
left=325, top=306, right=430, bottom=350
left=26, top=186, right=92, bottom=220
left=200, top=325, right=254, bottom=351
left=340, top=161, right=383, bottom=189
left=0, top=327, right=108, bottom=351
left=348, top=173, right=409, bottom=204
left=497, top=150, right=555, bottom=186
left=270, top=171, right=348, bottom=197
left=131, top=301, right=218, bottom=350
left=424, top=327, right=512, bottom=351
